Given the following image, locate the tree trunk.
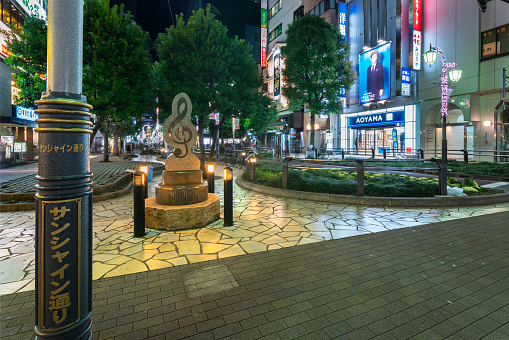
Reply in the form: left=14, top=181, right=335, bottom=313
left=308, top=113, right=316, bottom=158
left=90, top=115, right=106, bottom=147
left=208, top=114, right=226, bottom=162
left=113, top=125, right=119, bottom=156
left=197, top=115, right=206, bottom=172
left=102, top=121, right=109, bottom=162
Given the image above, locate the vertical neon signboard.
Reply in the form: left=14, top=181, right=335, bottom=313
left=412, top=0, right=422, bottom=70
left=338, top=2, right=347, bottom=41
left=261, top=0, right=267, bottom=67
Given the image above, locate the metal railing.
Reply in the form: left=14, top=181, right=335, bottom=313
left=281, top=157, right=447, bottom=196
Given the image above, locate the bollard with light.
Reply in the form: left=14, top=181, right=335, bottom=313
left=207, top=162, right=215, bottom=194
left=133, top=170, right=146, bottom=237
left=249, top=157, right=257, bottom=181
left=423, top=44, right=463, bottom=162
left=223, top=167, right=233, bottom=226
left=139, top=164, right=148, bottom=198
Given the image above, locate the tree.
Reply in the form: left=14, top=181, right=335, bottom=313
left=156, top=5, right=260, bottom=167
left=84, top=0, right=153, bottom=161
left=281, top=15, right=355, bottom=155
left=2, top=0, right=154, bottom=161
left=1, top=15, right=47, bottom=108
left=242, top=92, right=279, bottom=142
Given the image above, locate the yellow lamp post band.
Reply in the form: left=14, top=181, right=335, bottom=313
left=35, top=98, right=93, bottom=109
left=35, top=127, right=93, bottom=134
left=36, top=108, right=94, bottom=118
left=36, top=118, right=93, bottom=126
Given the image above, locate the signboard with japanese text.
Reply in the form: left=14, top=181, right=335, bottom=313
left=261, top=0, right=267, bottom=67
left=338, top=2, right=347, bottom=41
left=13, top=142, right=27, bottom=153
left=392, top=129, right=398, bottom=150
left=40, top=198, right=81, bottom=332
left=261, top=28, right=267, bottom=67
left=273, top=50, right=281, bottom=99
left=412, top=0, right=422, bottom=70
left=1, top=21, right=10, bottom=58
left=413, top=0, right=421, bottom=31
left=232, top=117, right=240, bottom=130
left=401, top=68, right=411, bottom=96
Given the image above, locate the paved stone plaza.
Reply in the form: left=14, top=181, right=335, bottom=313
left=1, top=167, right=509, bottom=339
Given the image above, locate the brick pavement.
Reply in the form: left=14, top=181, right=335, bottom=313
left=1, top=211, right=508, bottom=340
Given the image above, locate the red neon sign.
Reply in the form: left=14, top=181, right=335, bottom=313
left=1, top=44, right=11, bottom=57
left=413, top=0, right=421, bottom=31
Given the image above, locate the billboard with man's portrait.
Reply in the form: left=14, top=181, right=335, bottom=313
left=358, top=42, right=391, bottom=104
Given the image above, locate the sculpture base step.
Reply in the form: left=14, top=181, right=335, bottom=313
left=155, top=182, right=208, bottom=205
left=145, top=194, right=220, bottom=231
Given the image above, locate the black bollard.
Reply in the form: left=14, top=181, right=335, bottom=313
left=341, top=148, right=345, bottom=159
left=223, top=167, right=233, bottom=226
left=140, top=165, right=148, bottom=198
left=250, top=157, right=257, bottom=182
left=383, top=148, right=387, bottom=159
left=133, top=171, right=146, bottom=237
left=463, top=150, right=468, bottom=163
left=371, top=148, right=375, bottom=158
left=207, top=163, right=215, bottom=194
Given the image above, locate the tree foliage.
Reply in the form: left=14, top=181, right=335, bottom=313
left=83, top=0, right=154, bottom=152
left=1, top=0, right=154, bottom=161
left=281, top=15, right=355, bottom=150
left=1, top=15, right=47, bottom=108
left=156, top=5, right=262, bottom=165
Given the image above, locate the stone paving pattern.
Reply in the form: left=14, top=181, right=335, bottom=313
left=1, top=168, right=509, bottom=296
left=1, top=211, right=508, bottom=339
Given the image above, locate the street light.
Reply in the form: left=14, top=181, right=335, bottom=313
left=423, top=44, right=463, bottom=162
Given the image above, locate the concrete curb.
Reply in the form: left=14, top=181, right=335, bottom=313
left=0, top=181, right=135, bottom=212
left=236, top=176, right=509, bottom=207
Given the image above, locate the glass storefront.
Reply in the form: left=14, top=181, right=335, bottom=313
left=352, top=126, right=405, bottom=154
left=495, top=100, right=509, bottom=161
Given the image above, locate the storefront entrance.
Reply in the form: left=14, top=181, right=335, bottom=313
left=352, top=126, right=405, bottom=154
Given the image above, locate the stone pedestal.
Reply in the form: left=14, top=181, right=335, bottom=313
left=156, top=170, right=208, bottom=205
left=145, top=194, right=220, bottom=231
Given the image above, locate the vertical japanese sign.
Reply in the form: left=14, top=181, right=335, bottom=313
left=40, top=198, right=81, bottom=331
left=392, top=129, right=398, bottom=150
left=412, top=0, right=422, bottom=70
left=338, top=2, right=347, bottom=41
left=273, top=50, right=281, bottom=99
left=401, top=67, right=411, bottom=96
left=261, top=0, right=268, bottom=67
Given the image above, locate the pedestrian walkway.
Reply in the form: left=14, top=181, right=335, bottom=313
left=2, top=209, right=508, bottom=339
left=1, top=166, right=508, bottom=296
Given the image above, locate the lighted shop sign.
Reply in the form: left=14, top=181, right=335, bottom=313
left=16, top=106, right=39, bottom=122
left=348, top=112, right=405, bottom=127
left=412, top=0, right=422, bottom=70
left=13, top=142, right=27, bottom=153
left=273, top=50, right=281, bottom=99
left=413, top=0, right=421, bottom=31
left=261, top=28, right=267, bottom=67
left=338, top=2, right=347, bottom=41
left=261, top=0, right=267, bottom=67
left=401, top=68, right=411, bottom=96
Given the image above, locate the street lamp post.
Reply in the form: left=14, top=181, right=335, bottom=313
left=423, top=44, right=463, bottom=162
left=34, top=1, right=93, bottom=339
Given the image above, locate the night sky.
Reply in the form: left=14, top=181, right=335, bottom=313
left=110, top=0, right=189, bottom=40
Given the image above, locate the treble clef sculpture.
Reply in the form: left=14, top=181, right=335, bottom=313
left=162, top=93, right=200, bottom=171
left=163, top=93, right=197, bottom=158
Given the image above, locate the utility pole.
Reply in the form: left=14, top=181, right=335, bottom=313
left=34, top=1, right=93, bottom=339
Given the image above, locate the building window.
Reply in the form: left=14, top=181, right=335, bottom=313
left=481, top=24, right=509, bottom=60
left=269, top=23, right=282, bottom=42
left=1, top=0, right=12, bottom=24
left=268, top=1, right=282, bottom=20
left=306, top=0, right=333, bottom=16
left=293, top=6, right=304, bottom=20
